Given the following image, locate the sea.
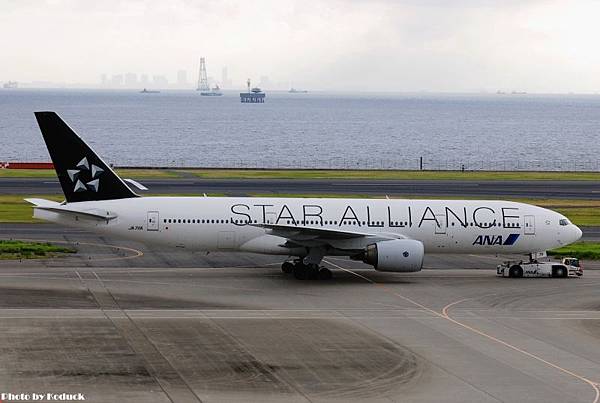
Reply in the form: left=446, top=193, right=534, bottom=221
left=1, top=89, right=599, bottom=171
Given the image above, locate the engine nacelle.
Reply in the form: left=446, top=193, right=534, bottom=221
left=361, top=239, right=424, bottom=272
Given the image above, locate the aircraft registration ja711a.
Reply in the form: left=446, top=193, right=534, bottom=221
left=27, top=112, right=582, bottom=279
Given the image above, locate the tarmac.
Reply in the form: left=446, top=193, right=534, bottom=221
left=3, top=177, right=600, bottom=199
left=0, top=223, right=599, bottom=402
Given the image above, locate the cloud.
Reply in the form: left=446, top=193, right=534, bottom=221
left=0, top=0, right=598, bottom=92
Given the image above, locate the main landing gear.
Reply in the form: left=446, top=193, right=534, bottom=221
left=281, top=260, right=332, bottom=280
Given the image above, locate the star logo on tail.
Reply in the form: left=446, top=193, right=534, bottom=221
left=67, top=157, right=104, bottom=193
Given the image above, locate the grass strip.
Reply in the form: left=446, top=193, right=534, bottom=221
left=548, top=242, right=600, bottom=260
left=0, top=195, right=64, bottom=223
left=0, top=239, right=76, bottom=260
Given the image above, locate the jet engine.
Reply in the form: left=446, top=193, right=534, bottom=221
left=360, top=239, right=424, bottom=272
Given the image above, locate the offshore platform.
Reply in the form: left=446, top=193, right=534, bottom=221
left=240, top=79, right=265, bottom=103
left=197, top=57, right=222, bottom=96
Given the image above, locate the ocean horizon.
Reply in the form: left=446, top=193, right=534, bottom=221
left=2, top=89, right=599, bottom=171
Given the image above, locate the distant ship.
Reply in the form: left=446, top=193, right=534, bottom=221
left=140, top=88, right=160, bottom=93
left=200, top=84, right=223, bottom=96
left=2, top=81, right=18, bottom=89
left=289, top=88, right=308, bottom=93
left=497, top=90, right=527, bottom=95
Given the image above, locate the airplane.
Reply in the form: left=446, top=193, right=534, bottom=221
left=26, top=112, right=582, bottom=280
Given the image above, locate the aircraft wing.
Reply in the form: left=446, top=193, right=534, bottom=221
left=252, top=223, right=370, bottom=239
left=251, top=223, right=407, bottom=250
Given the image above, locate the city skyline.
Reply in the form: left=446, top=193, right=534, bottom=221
left=96, top=66, right=276, bottom=90
left=7, top=63, right=296, bottom=91
left=1, top=1, right=600, bottom=92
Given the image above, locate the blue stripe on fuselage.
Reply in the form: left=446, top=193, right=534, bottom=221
left=503, top=233, right=520, bottom=245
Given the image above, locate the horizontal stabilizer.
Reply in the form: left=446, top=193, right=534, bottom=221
left=24, top=198, right=61, bottom=207
left=25, top=198, right=117, bottom=220
left=123, top=178, right=148, bottom=191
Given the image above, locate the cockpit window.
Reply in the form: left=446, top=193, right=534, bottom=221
left=559, top=219, right=569, bottom=226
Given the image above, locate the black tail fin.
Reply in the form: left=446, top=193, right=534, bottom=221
left=34, top=111, right=138, bottom=203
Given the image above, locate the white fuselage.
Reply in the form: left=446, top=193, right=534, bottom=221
left=34, top=197, right=582, bottom=257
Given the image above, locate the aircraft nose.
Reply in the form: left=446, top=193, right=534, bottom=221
left=573, top=225, right=583, bottom=242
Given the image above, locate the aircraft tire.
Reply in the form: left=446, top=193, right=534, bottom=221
left=281, top=261, right=294, bottom=274
left=318, top=267, right=333, bottom=280
left=293, top=263, right=308, bottom=280
left=553, top=266, right=567, bottom=278
left=509, top=265, right=523, bottom=278
left=307, top=264, right=320, bottom=280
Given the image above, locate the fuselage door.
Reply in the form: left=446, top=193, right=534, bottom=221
left=435, top=214, right=446, bottom=234
left=435, top=214, right=446, bottom=235
left=147, top=211, right=159, bottom=231
left=524, top=215, right=535, bottom=235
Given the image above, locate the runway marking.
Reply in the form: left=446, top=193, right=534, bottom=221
left=323, top=259, right=600, bottom=403
left=1, top=237, right=143, bottom=262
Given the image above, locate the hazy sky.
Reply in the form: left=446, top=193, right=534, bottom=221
left=1, top=0, right=599, bottom=92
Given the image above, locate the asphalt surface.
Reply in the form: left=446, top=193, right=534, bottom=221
left=3, top=177, right=600, bottom=199
left=0, top=223, right=599, bottom=402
